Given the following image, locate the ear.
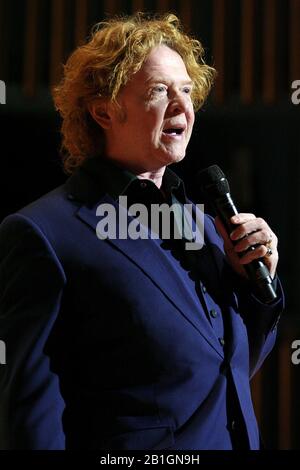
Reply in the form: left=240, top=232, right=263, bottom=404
left=88, top=98, right=112, bottom=130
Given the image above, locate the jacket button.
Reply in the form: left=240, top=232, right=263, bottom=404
left=219, top=338, right=225, bottom=347
left=202, top=285, right=207, bottom=294
left=140, top=181, right=147, bottom=188
left=230, top=420, right=236, bottom=431
left=210, top=309, right=217, bottom=318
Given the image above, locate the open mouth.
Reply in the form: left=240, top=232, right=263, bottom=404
left=162, top=128, right=185, bottom=136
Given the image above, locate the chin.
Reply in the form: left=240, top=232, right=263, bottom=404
left=156, top=148, right=187, bottom=167
left=167, top=152, right=186, bottom=164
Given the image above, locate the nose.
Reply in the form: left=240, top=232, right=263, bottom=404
left=167, top=91, right=191, bottom=116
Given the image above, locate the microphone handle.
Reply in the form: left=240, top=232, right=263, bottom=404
left=213, top=193, right=277, bottom=304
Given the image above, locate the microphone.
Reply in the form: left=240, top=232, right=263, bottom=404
left=197, top=165, right=277, bottom=304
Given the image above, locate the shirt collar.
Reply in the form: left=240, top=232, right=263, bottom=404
left=81, top=156, right=186, bottom=203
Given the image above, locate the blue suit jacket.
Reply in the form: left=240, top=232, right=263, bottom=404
left=0, top=159, right=284, bottom=450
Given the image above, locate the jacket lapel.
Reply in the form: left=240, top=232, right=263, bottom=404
left=76, top=197, right=224, bottom=358
left=65, top=161, right=225, bottom=358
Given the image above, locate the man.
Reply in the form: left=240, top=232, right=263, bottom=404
left=0, top=13, right=283, bottom=450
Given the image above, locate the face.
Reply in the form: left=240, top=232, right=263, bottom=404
left=105, top=45, right=195, bottom=173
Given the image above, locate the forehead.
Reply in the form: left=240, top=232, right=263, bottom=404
left=119, top=46, right=191, bottom=98
left=141, top=45, right=190, bottom=80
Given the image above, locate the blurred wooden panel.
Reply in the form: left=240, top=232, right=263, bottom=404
left=262, top=0, right=277, bottom=103
left=240, top=0, right=255, bottom=104
left=179, top=0, right=192, bottom=30
left=23, top=0, right=39, bottom=96
left=212, top=0, right=225, bottom=104
left=2, top=0, right=296, bottom=106
left=50, top=0, right=66, bottom=86
left=156, top=0, right=171, bottom=13
left=103, top=0, right=121, bottom=16
left=278, top=335, right=292, bottom=449
left=131, top=0, right=145, bottom=13
left=0, top=0, right=8, bottom=78
left=289, top=0, right=300, bottom=82
left=75, top=0, right=88, bottom=46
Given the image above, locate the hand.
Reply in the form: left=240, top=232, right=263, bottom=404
left=215, top=213, right=278, bottom=279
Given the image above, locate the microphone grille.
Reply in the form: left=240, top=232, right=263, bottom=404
left=197, top=165, right=230, bottom=197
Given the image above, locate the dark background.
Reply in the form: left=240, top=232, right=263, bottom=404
left=0, top=0, right=300, bottom=449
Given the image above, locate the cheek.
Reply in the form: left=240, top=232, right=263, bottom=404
left=188, top=112, right=195, bottom=133
left=188, top=104, right=195, bottom=123
left=148, top=116, right=165, bottom=140
left=146, top=102, right=166, bottom=124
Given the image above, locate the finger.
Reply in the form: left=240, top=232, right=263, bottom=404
left=233, top=229, right=276, bottom=253
left=239, top=244, right=268, bottom=264
left=230, top=213, right=256, bottom=224
left=239, top=244, right=277, bottom=265
left=230, top=217, right=268, bottom=241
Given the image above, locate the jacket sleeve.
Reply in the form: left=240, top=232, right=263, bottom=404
left=0, top=214, right=66, bottom=449
left=230, top=270, right=284, bottom=378
left=206, top=214, right=285, bottom=377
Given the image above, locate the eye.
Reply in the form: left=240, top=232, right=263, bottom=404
left=152, top=85, right=167, bottom=94
left=182, top=86, right=192, bottom=94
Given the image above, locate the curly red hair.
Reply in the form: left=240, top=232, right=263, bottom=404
left=53, top=13, right=216, bottom=174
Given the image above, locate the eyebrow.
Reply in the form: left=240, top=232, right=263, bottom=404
left=146, top=78, right=194, bottom=86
